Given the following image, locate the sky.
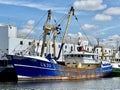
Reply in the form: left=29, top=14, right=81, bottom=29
left=0, top=0, right=120, bottom=47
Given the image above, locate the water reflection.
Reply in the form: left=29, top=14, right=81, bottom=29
left=0, top=77, right=120, bottom=90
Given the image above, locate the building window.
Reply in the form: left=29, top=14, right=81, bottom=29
left=20, top=41, right=23, bottom=45
left=71, top=46, right=73, bottom=51
left=29, top=42, right=31, bottom=45
left=37, top=43, right=39, bottom=46
left=105, top=57, right=106, bottom=59
left=58, top=44, right=61, bottom=48
left=9, top=26, right=12, bottom=29
left=45, top=43, right=47, bottom=47
left=97, top=49, right=98, bottom=51
left=65, top=45, right=67, bottom=49
left=52, top=54, right=54, bottom=57
left=105, top=50, right=107, bottom=52
left=44, top=53, right=46, bottom=56
left=52, top=44, right=54, bottom=48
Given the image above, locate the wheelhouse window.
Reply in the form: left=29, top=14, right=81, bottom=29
left=20, top=41, right=23, bottom=45
left=87, top=48, right=89, bottom=51
left=71, top=54, right=73, bottom=57
left=65, top=54, right=93, bottom=58
left=78, top=55, right=80, bottom=57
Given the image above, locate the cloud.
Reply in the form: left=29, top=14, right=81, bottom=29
left=73, top=0, right=107, bottom=11
left=99, top=25, right=120, bottom=32
left=67, top=33, right=82, bottom=44
left=107, top=34, right=120, bottom=41
left=0, top=0, right=9, bottom=3
left=93, top=25, right=120, bottom=38
left=67, top=32, right=97, bottom=46
left=25, top=3, right=66, bottom=11
left=17, top=20, right=35, bottom=37
left=94, top=14, right=112, bottom=21
left=101, top=35, right=120, bottom=48
left=81, top=24, right=98, bottom=30
left=0, top=0, right=67, bottom=13
left=27, top=20, right=35, bottom=25
left=0, top=23, right=4, bottom=26
left=95, top=31, right=105, bottom=36
left=107, top=35, right=120, bottom=48
left=94, top=7, right=120, bottom=22
left=104, top=7, right=120, bottom=15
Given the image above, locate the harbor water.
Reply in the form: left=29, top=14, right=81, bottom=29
left=0, top=77, right=120, bottom=90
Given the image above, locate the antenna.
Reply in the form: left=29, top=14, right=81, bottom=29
left=8, top=17, right=10, bottom=25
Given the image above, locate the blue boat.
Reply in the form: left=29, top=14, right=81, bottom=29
left=7, top=53, right=112, bottom=80
left=6, top=7, right=112, bottom=80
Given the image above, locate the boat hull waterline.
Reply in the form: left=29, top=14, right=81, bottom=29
left=7, top=55, right=112, bottom=81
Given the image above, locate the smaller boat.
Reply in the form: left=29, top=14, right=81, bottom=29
left=63, top=46, right=112, bottom=77
left=111, top=50, right=120, bottom=76
left=112, top=62, right=120, bottom=75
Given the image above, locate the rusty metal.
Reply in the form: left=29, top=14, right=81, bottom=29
left=18, top=65, right=107, bottom=81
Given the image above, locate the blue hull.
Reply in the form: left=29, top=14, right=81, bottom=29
left=7, top=55, right=112, bottom=78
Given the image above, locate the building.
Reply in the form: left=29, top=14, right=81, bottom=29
left=0, top=24, right=116, bottom=61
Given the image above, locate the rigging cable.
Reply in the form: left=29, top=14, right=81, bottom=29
left=10, top=12, right=48, bottom=54
left=52, top=14, right=68, bottom=42
left=74, top=15, right=92, bottom=46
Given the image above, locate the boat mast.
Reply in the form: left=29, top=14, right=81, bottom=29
left=93, top=38, right=104, bottom=60
left=41, top=10, right=58, bottom=57
left=55, top=6, right=74, bottom=60
left=62, top=7, right=74, bottom=43
left=53, top=31, right=57, bottom=57
left=41, top=10, right=51, bottom=57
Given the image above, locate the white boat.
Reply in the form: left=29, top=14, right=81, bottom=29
left=64, top=45, right=112, bottom=74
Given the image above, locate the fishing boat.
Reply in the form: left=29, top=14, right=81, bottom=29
left=6, top=7, right=112, bottom=81
left=63, top=44, right=112, bottom=75
left=111, top=49, right=120, bottom=76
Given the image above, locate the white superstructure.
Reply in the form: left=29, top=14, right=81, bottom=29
left=0, top=24, right=116, bottom=61
left=0, top=24, right=64, bottom=60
